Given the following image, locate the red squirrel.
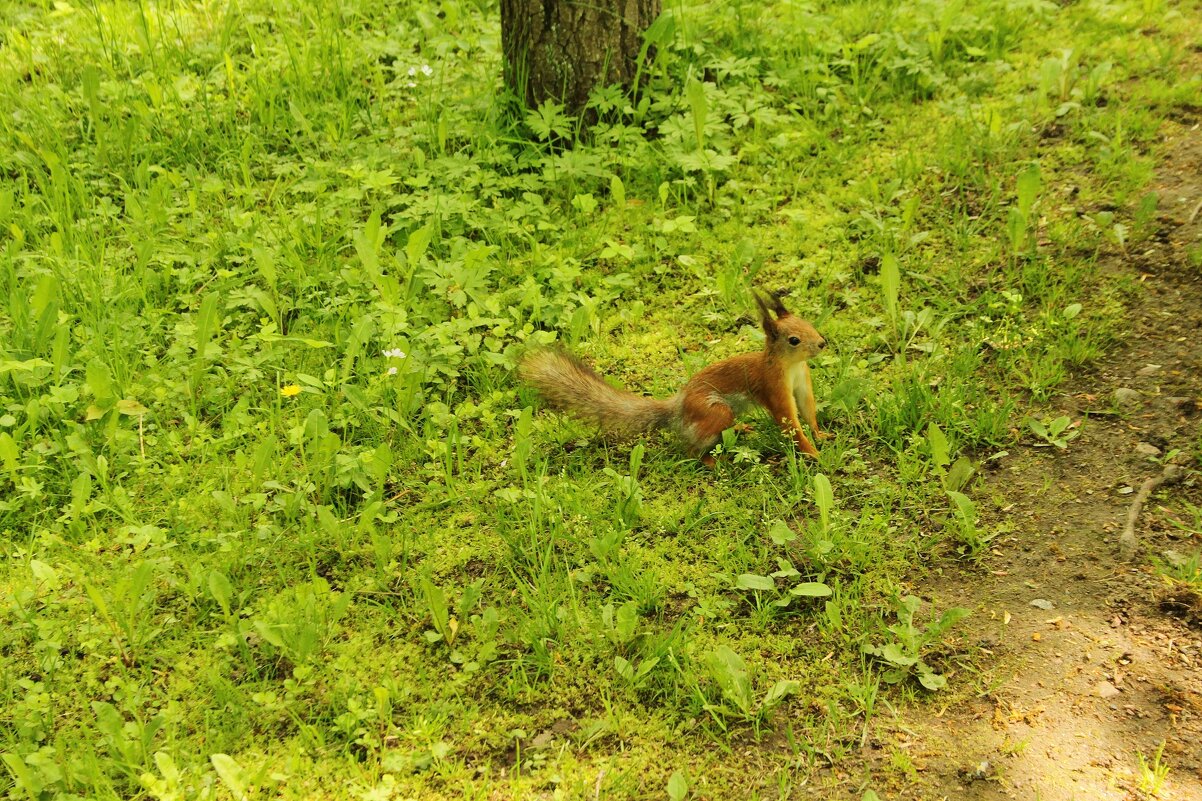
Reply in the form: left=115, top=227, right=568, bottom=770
left=520, top=293, right=828, bottom=465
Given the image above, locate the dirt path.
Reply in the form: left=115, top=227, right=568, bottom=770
left=863, top=123, right=1202, bottom=800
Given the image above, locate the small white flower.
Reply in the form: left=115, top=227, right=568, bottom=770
left=407, top=67, right=417, bottom=77
left=383, top=348, right=407, bottom=359
left=387, top=367, right=398, bottom=376
left=406, top=81, right=417, bottom=88
left=420, top=64, right=433, bottom=77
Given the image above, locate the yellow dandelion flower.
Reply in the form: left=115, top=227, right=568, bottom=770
left=280, top=384, right=302, bottom=397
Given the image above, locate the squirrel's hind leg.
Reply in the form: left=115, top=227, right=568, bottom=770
left=680, top=394, right=735, bottom=465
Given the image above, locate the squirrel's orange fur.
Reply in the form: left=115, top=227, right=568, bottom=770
left=520, top=293, right=828, bottom=465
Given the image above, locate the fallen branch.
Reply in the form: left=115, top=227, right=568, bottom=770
left=1119, top=464, right=1185, bottom=557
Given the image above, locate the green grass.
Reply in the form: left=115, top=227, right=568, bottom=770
left=1, top=0, right=1199, bottom=798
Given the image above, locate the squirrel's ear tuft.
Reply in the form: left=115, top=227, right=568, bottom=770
left=754, top=292, right=779, bottom=340
left=754, top=290, right=792, bottom=320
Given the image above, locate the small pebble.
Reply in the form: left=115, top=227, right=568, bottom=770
left=1167, top=396, right=1199, bottom=416
left=1162, top=549, right=1187, bottom=568
left=1134, top=442, right=1161, bottom=457
left=1030, top=598, right=1055, bottom=610
left=1136, top=364, right=1162, bottom=376
left=1095, top=681, right=1121, bottom=699
left=1113, top=387, right=1140, bottom=407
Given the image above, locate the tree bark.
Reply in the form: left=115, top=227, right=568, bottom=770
left=501, top=0, right=660, bottom=114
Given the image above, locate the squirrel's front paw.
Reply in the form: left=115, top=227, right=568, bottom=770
left=814, top=430, right=832, bottom=441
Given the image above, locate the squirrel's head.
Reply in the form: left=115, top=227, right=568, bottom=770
left=754, top=292, right=826, bottom=362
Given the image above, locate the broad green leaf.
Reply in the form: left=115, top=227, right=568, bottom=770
left=735, top=573, right=775, bottom=591
left=810, top=538, right=835, bottom=555
left=70, top=471, right=92, bottom=518
left=251, top=435, right=277, bottom=483
left=1, top=753, right=38, bottom=799
left=790, top=582, right=833, bottom=598
left=771, top=558, right=800, bottom=579
left=762, top=679, right=800, bottom=708
left=86, top=360, right=114, bottom=403
left=0, top=432, right=17, bottom=477
left=615, top=601, right=639, bottom=642
left=458, top=580, right=483, bottom=620
left=370, top=443, right=392, bottom=488
left=247, top=287, right=278, bottom=325
left=210, top=753, right=246, bottom=800
left=253, top=245, right=277, bottom=289
left=927, top=422, right=950, bottom=470
left=405, top=221, right=435, bottom=269
left=420, top=576, right=449, bottom=642
left=881, top=252, right=900, bottom=327
left=931, top=606, right=971, bottom=637
left=636, top=656, right=659, bottom=678
left=947, top=490, right=976, bottom=523
left=918, top=670, right=948, bottom=691
left=83, top=582, right=113, bottom=625
left=1007, top=206, right=1028, bottom=250
left=92, top=701, right=123, bottom=740
left=768, top=519, right=796, bottom=545
left=115, top=398, right=148, bottom=416
left=194, top=293, right=222, bottom=360
left=825, top=599, right=842, bottom=630
left=707, top=646, right=752, bottom=714
left=813, top=473, right=833, bottom=533
left=610, top=175, right=626, bottom=208
left=1016, top=162, right=1042, bottom=218
left=852, top=32, right=880, bottom=50
left=945, top=457, right=975, bottom=492
left=879, top=643, right=918, bottom=666
left=154, top=751, right=179, bottom=783
left=31, top=273, right=58, bottom=316
left=30, top=560, right=59, bottom=591
left=353, top=223, right=382, bottom=277
left=667, top=770, right=689, bottom=801
left=253, top=620, right=286, bottom=649
left=571, top=193, right=598, bottom=215
left=208, top=571, right=232, bottom=616
left=340, top=314, right=376, bottom=382
left=0, top=357, right=52, bottom=376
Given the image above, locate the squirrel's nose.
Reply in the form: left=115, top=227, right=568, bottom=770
left=818, top=339, right=827, bottom=350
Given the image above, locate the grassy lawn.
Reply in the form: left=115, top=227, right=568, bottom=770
left=1, top=0, right=1199, bottom=798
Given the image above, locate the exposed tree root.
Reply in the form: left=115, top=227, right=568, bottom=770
left=1118, top=464, right=1185, bottom=557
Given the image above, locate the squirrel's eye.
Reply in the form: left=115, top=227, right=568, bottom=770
left=788, top=336, right=801, bottom=346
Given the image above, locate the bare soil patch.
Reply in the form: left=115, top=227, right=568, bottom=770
left=860, top=123, right=1202, bottom=800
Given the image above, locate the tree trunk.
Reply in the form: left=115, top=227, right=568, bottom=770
left=501, top=0, right=660, bottom=114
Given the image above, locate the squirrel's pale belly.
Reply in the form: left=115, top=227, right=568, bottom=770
left=787, top=361, right=812, bottom=402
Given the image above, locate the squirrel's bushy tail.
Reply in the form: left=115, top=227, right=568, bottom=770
left=519, top=349, right=674, bottom=438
